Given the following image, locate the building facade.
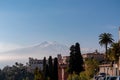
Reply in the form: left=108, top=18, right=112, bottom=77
left=82, top=51, right=105, bottom=62
left=58, top=54, right=69, bottom=80
left=28, top=57, right=43, bottom=72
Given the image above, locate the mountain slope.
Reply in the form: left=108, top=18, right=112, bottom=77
left=0, top=41, right=69, bottom=68
left=1, top=41, right=69, bottom=59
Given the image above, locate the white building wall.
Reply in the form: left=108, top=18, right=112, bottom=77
left=29, top=57, right=43, bottom=71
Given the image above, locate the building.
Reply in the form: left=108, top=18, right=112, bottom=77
left=82, top=50, right=105, bottom=62
left=98, top=57, right=120, bottom=76
left=58, top=54, right=69, bottom=80
left=99, top=64, right=113, bottom=75
left=28, top=57, right=43, bottom=72
left=99, top=63, right=120, bottom=76
left=58, top=51, right=105, bottom=80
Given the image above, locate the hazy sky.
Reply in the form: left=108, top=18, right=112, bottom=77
left=0, top=0, right=120, bottom=52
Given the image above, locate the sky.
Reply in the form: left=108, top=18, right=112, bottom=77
left=0, top=1, right=120, bottom=55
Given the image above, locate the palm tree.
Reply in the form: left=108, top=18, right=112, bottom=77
left=99, top=33, right=114, bottom=58
left=110, top=42, right=120, bottom=62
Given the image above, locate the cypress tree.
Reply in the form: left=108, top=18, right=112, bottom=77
left=53, top=57, right=58, bottom=80
left=74, top=43, right=84, bottom=74
left=45, top=64, right=49, bottom=80
left=68, top=45, right=75, bottom=74
left=48, top=56, right=53, bottom=80
left=68, top=43, right=84, bottom=75
left=43, top=57, right=47, bottom=80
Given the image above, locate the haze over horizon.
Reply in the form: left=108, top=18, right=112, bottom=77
left=0, top=41, right=100, bottom=68
left=0, top=41, right=70, bottom=69
left=0, top=0, right=120, bottom=68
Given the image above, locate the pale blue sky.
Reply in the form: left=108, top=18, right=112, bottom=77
left=0, top=0, right=120, bottom=50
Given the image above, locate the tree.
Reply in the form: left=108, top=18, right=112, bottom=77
left=43, top=57, right=47, bottom=80
left=99, top=33, right=114, bottom=58
left=67, top=72, right=80, bottom=80
left=84, top=59, right=99, bottom=78
left=53, top=57, right=58, bottom=80
left=45, top=64, right=50, bottom=80
left=68, top=43, right=84, bottom=75
left=34, top=67, right=43, bottom=80
left=1, top=63, right=34, bottom=80
left=108, top=42, right=120, bottom=62
left=79, top=71, right=88, bottom=80
left=74, top=43, right=84, bottom=74
left=48, top=56, right=53, bottom=80
left=68, top=45, right=75, bottom=74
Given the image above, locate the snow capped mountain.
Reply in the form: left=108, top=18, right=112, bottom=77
left=0, top=41, right=69, bottom=59
left=0, top=41, right=69, bottom=68
left=0, top=41, right=97, bottom=68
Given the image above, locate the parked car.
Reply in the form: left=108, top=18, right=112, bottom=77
left=104, top=76, right=117, bottom=80
left=98, top=72, right=106, bottom=77
left=94, top=73, right=106, bottom=80
left=116, top=76, right=120, bottom=80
